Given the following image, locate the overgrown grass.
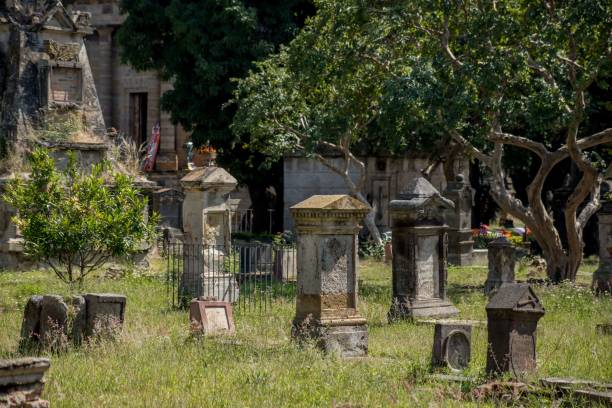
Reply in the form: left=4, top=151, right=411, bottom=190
left=0, top=260, right=610, bottom=407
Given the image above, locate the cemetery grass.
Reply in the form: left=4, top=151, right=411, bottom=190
left=0, top=261, right=610, bottom=407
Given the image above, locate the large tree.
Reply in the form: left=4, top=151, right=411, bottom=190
left=117, top=0, right=313, bottom=232
left=377, top=1, right=611, bottom=281
left=234, top=0, right=611, bottom=280
left=232, top=1, right=416, bottom=244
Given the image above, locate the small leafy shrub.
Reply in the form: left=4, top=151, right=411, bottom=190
left=3, top=149, right=159, bottom=285
left=359, top=239, right=385, bottom=261
left=37, top=109, right=84, bottom=142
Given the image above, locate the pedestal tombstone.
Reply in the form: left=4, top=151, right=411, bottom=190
left=388, top=177, right=459, bottom=320
left=593, top=200, right=612, bottom=293
left=484, top=237, right=516, bottom=295
left=486, top=284, right=545, bottom=377
left=443, top=174, right=475, bottom=266
left=180, top=167, right=239, bottom=302
left=291, top=195, right=370, bottom=357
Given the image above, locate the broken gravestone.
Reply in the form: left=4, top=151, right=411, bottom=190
left=432, top=322, right=472, bottom=371
left=0, top=357, right=51, bottom=408
left=485, top=284, right=545, bottom=377
left=20, top=293, right=125, bottom=348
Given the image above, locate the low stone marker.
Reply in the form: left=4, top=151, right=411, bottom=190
left=189, top=298, right=235, bottom=336
left=290, top=195, right=370, bottom=357
left=484, top=237, right=516, bottom=295
left=0, top=357, right=50, bottom=407
left=388, top=177, right=458, bottom=320
left=432, top=322, right=472, bottom=371
left=83, top=293, right=126, bottom=337
left=20, top=293, right=126, bottom=348
left=593, top=200, right=612, bottom=293
left=485, top=284, right=545, bottom=376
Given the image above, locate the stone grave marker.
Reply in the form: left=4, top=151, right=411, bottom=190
left=484, top=236, right=516, bottom=295
left=83, top=293, right=126, bottom=337
left=432, top=322, right=472, bottom=371
left=388, top=177, right=458, bottom=320
left=593, top=200, right=612, bottom=293
left=443, top=174, right=475, bottom=266
left=485, top=283, right=545, bottom=376
left=290, top=195, right=370, bottom=357
left=189, top=299, right=235, bottom=336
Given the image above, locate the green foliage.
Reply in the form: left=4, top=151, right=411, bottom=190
left=36, top=110, right=84, bottom=142
left=2, top=149, right=158, bottom=284
left=358, top=239, right=385, bottom=261
left=117, top=0, right=313, bottom=186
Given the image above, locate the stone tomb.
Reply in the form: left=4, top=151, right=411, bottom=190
left=179, top=167, right=239, bottom=302
left=432, top=322, right=472, bottom=371
left=443, top=174, right=475, bottom=266
left=388, top=177, right=458, bottom=320
left=484, top=236, right=516, bottom=295
left=486, top=284, right=545, bottom=376
left=0, top=357, right=51, bottom=408
left=290, top=195, right=370, bottom=357
left=189, top=299, right=235, bottom=336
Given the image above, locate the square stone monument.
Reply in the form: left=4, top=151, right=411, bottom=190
left=484, top=236, right=516, bottom=295
left=180, top=166, right=239, bottom=302
left=189, top=298, right=235, bottom=336
left=443, top=174, right=475, bottom=265
left=388, top=178, right=459, bottom=321
left=486, top=283, right=545, bottom=376
left=290, top=195, right=370, bottom=357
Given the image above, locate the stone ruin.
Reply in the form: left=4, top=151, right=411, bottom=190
left=20, top=293, right=126, bottom=349
left=0, top=357, right=50, bottom=407
left=0, top=0, right=159, bottom=269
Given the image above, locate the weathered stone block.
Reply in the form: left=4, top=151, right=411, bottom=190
left=0, top=357, right=50, bottom=408
left=69, top=296, right=87, bottom=345
left=39, top=295, right=69, bottom=343
left=83, top=293, right=126, bottom=337
left=290, top=195, right=370, bottom=357
left=388, top=178, right=458, bottom=320
left=432, top=322, right=472, bottom=371
left=486, top=284, right=545, bottom=377
left=20, top=296, right=43, bottom=344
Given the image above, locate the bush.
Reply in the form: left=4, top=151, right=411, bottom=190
left=3, top=149, right=158, bottom=285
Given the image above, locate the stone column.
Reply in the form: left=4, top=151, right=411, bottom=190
left=388, top=177, right=459, bottom=321
left=484, top=236, right=516, bottom=295
left=290, top=195, right=370, bottom=357
left=180, top=167, right=238, bottom=302
left=443, top=174, right=474, bottom=265
left=593, top=200, right=612, bottom=293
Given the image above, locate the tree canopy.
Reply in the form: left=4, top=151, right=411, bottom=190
left=117, top=0, right=314, bottom=230
left=233, top=0, right=611, bottom=278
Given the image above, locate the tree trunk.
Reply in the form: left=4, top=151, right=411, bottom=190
left=354, top=191, right=382, bottom=245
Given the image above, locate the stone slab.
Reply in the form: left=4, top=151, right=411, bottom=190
left=319, top=324, right=368, bottom=358
left=189, top=299, right=235, bottom=336
left=0, top=358, right=50, bottom=387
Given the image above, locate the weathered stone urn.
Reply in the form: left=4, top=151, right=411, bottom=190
left=290, top=195, right=370, bottom=357
left=388, top=177, right=459, bottom=320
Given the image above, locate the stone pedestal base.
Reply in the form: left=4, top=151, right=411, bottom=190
left=202, top=274, right=240, bottom=303
left=389, top=297, right=459, bottom=321
left=292, top=318, right=368, bottom=357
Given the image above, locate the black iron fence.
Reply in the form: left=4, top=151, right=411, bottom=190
left=230, top=209, right=276, bottom=234
left=162, top=240, right=296, bottom=312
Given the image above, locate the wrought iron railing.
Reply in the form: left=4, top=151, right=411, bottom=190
left=163, top=240, right=296, bottom=312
